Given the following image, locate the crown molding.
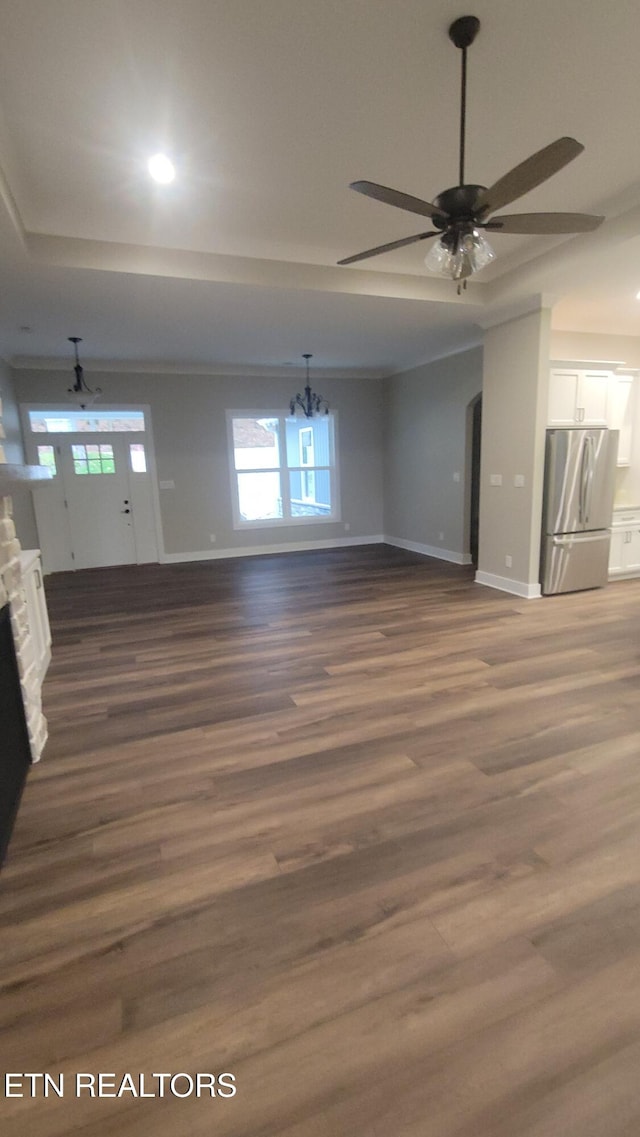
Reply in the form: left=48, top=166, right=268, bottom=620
left=9, top=357, right=388, bottom=379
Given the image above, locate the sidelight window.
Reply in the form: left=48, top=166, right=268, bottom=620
left=37, top=445, right=57, bottom=475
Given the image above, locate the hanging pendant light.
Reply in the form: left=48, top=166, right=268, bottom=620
left=289, top=354, right=329, bottom=418
left=67, top=337, right=102, bottom=409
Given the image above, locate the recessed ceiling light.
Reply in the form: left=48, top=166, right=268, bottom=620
left=148, top=153, right=175, bottom=184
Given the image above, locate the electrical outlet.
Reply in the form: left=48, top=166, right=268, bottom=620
left=210, top=534, right=216, bottom=543
left=344, top=522, right=350, bottom=532
left=453, top=471, right=461, bottom=483
left=514, top=474, right=525, bottom=487
left=505, top=554, right=512, bottom=568
left=489, top=473, right=502, bottom=486
left=438, top=532, right=444, bottom=541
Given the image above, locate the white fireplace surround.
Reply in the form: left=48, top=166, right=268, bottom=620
left=0, top=495, right=47, bottom=762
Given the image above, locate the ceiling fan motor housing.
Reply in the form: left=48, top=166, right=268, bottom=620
left=432, top=184, right=486, bottom=229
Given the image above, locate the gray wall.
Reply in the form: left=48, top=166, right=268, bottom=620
left=12, top=368, right=384, bottom=557
left=384, top=347, right=483, bottom=558
left=0, top=359, right=38, bottom=548
left=478, top=308, right=550, bottom=592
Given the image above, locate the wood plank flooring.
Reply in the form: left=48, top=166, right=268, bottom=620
left=1, top=544, right=640, bottom=1136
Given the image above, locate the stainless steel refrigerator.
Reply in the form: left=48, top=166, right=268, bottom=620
left=541, top=427, right=618, bottom=596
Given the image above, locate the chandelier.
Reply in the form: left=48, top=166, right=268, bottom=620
left=289, top=354, right=329, bottom=418
left=67, top=337, right=102, bottom=409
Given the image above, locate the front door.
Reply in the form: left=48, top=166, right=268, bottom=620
left=59, top=436, right=136, bottom=568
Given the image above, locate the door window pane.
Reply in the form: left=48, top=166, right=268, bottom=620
left=72, top=442, right=115, bottom=475
left=99, top=444, right=115, bottom=473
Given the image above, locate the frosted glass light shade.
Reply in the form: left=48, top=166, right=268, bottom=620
left=425, top=228, right=495, bottom=280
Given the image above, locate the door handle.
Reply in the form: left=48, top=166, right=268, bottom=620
left=552, top=533, right=610, bottom=546
left=578, top=438, right=589, bottom=523
left=121, top=508, right=131, bottom=514
left=584, top=436, right=595, bottom=525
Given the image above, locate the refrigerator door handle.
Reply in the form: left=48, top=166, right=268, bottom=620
left=584, top=436, right=596, bottom=525
left=578, top=437, right=589, bottom=524
left=552, top=533, right=610, bottom=546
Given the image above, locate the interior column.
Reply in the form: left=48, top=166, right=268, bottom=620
left=476, top=302, right=552, bottom=598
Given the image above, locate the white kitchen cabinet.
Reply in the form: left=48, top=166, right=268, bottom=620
left=609, top=511, right=640, bottom=578
left=548, top=368, right=611, bottom=427
left=625, top=528, right=640, bottom=573
left=608, top=375, right=636, bottom=465
left=19, top=550, right=51, bottom=683
left=609, top=529, right=625, bottom=574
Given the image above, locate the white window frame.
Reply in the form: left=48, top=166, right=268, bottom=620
left=299, top=426, right=316, bottom=503
left=226, top=409, right=340, bottom=529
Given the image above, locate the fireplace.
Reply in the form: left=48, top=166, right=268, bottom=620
left=0, top=603, right=32, bottom=865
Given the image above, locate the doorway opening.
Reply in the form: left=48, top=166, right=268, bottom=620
left=467, top=393, right=482, bottom=569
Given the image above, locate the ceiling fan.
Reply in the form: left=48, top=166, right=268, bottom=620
left=338, top=15, right=604, bottom=291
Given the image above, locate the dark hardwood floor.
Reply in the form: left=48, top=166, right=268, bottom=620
left=2, top=545, right=640, bottom=1136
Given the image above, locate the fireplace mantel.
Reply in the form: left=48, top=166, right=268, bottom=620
left=0, top=464, right=53, bottom=493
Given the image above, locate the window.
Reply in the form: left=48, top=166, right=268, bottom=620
left=72, top=443, right=115, bottom=475
left=227, top=412, right=338, bottom=527
left=29, top=410, right=145, bottom=433
left=37, top=445, right=57, bottom=475
left=129, top=443, right=147, bottom=473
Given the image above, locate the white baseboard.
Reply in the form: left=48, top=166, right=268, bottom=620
left=160, top=534, right=385, bottom=563
left=474, top=570, right=541, bottom=599
left=384, top=535, right=473, bottom=566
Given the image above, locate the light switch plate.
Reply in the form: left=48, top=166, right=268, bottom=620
left=489, top=473, right=502, bottom=486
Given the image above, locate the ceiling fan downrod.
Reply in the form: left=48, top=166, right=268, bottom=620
left=448, top=16, right=481, bottom=187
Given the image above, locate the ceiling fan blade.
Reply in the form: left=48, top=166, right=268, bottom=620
left=350, top=180, right=446, bottom=222
left=476, top=137, right=585, bottom=217
left=338, top=230, right=438, bottom=265
left=486, top=211, right=604, bottom=234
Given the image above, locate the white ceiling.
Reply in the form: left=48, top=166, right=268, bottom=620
left=1, top=0, right=640, bottom=376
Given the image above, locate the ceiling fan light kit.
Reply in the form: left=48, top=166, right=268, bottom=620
left=424, top=225, right=495, bottom=281
left=339, top=14, right=604, bottom=289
